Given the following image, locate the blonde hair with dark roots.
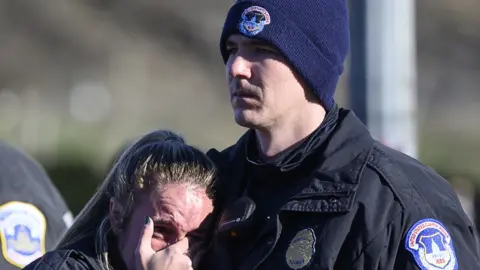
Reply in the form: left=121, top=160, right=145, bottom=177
left=56, top=130, right=216, bottom=270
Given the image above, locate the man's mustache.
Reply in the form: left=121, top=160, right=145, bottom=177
left=230, top=80, right=260, bottom=98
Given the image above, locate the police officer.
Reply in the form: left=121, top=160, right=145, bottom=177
left=200, top=0, right=480, bottom=269
left=0, top=141, right=73, bottom=269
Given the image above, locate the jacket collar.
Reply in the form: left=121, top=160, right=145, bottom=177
left=211, top=108, right=374, bottom=214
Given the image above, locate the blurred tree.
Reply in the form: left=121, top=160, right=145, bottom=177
left=45, top=158, right=101, bottom=215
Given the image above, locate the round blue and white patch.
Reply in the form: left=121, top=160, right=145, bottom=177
left=405, top=218, right=457, bottom=270
left=238, top=6, right=271, bottom=36
left=0, top=201, right=46, bottom=268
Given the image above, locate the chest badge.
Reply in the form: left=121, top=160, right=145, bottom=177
left=405, top=218, right=457, bottom=270
left=285, top=228, right=316, bottom=269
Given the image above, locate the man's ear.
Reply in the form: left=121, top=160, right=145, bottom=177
left=109, top=198, right=124, bottom=233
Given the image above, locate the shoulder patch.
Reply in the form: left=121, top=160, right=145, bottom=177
left=0, top=201, right=47, bottom=268
left=285, top=228, right=316, bottom=269
left=405, top=218, right=457, bottom=270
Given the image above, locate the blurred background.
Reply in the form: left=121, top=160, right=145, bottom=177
left=0, top=0, right=479, bottom=228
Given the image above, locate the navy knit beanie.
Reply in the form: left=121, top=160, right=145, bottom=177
left=220, top=0, right=350, bottom=111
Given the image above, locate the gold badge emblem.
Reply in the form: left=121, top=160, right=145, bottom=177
left=285, top=228, right=316, bottom=269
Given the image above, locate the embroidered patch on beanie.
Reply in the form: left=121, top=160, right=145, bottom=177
left=238, top=6, right=271, bottom=36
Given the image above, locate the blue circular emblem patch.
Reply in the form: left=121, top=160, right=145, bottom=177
left=238, top=6, right=271, bottom=36
left=405, top=218, right=457, bottom=270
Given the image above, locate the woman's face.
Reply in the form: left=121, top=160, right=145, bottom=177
left=111, top=183, right=213, bottom=269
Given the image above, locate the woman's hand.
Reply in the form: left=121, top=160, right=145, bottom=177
left=135, top=217, right=193, bottom=270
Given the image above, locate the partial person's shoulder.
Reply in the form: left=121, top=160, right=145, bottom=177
left=0, top=141, right=71, bottom=215
left=23, top=249, right=99, bottom=270
left=367, top=142, right=461, bottom=208
left=363, top=141, right=473, bottom=229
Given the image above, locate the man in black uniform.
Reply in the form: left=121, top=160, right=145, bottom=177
left=0, top=141, right=73, bottom=269
left=200, top=0, right=480, bottom=269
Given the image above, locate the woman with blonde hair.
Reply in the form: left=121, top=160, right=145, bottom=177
left=24, top=130, right=216, bottom=270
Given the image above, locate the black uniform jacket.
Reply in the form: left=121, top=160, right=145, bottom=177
left=0, top=141, right=72, bottom=269
left=200, top=107, right=480, bottom=270
left=22, top=235, right=127, bottom=270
